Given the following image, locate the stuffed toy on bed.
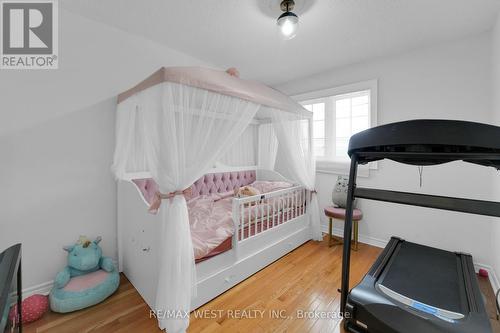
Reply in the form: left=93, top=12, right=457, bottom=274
left=49, top=236, right=120, bottom=313
left=234, top=186, right=260, bottom=198
left=234, top=186, right=261, bottom=207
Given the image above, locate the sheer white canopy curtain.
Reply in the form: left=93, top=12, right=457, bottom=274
left=218, top=125, right=258, bottom=167
left=272, top=110, right=322, bottom=241
left=258, top=123, right=279, bottom=170
left=112, top=82, right=259, bottom=332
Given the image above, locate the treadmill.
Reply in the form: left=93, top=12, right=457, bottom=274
left=340, top=119, right=500, bottom=333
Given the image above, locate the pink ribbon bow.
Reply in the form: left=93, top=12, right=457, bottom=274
left=148, top=188, right=192, bottom=214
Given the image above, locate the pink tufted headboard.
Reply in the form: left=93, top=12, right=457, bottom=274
left=132, top=170, right=256, bottom=205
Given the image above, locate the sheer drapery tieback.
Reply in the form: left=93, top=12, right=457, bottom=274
left=148, top=189, right=192, bottom=214
left=310, top=189, right=318, bottom=200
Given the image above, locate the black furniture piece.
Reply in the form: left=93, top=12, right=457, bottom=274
left=340, top=120, right=500, bottom=333
left=0, top=244, right=22, bottom=333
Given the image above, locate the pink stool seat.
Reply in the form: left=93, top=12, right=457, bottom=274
left=324, top=206, right=363, bottom=221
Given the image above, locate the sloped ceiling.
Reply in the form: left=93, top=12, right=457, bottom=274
left=61, top=0, right=500, bottom=85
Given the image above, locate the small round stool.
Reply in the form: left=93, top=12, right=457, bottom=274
left=324, top=206, right=363, bottom=251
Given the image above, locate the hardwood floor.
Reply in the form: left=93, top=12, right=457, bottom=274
left=24, top=238, right=499, bottom=332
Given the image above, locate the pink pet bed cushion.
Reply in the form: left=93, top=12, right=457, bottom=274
left=63, top=270, right=109, bottom=292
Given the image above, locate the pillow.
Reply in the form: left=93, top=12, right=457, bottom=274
left=9, top=294, right=48, bottom=324
left=215, top=190, right=235, bottom=201
left=250, top=180, right=293, bottom=193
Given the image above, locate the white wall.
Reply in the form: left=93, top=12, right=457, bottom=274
left=278, top=33, right=494, bottom=265
left=491, top=13, right=500, bottom=285
left=0, top=9, right=210, bottom=290
left=0, top=101, right=116, bottom=292
left=0, top=9, right=210, bottom=136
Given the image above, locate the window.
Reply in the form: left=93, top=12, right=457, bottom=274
left=302, top=102, right=325, bottom=157
left=295, top=80, right=377, bottom=175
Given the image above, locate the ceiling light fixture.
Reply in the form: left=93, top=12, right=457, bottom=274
left=277, top=0, right=299, bottom=40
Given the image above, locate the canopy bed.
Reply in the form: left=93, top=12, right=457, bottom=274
left=112, top=67, right=321, bottom=332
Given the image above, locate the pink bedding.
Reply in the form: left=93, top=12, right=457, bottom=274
left=188, top=180, right=295, bottom=260
left=250, top=180, right=293, bottom=193
left=188, top=193, right=234, bottom=260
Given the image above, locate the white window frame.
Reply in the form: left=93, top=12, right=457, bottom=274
left=293, top=79, right=378, bottom=177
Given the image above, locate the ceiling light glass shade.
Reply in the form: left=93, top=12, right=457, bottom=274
left=277, top=12, right=299, bottom=40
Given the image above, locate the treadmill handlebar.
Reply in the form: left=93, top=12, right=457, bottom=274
left=355, top=188, right=500, bottom=218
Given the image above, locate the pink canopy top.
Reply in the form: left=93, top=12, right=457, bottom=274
left=117, top=67, right=306, bottom=113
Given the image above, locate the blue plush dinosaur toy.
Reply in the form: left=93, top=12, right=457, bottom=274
left=49, top=236, right=120, bottom=313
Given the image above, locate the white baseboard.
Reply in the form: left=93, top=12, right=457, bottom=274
left=20, top=280, right=53, bottom=299
left=321, top=224, right=500, bottom=294
left=474, top=263, right=500, bottom=294
left=490, top=268, right=500, bottom=293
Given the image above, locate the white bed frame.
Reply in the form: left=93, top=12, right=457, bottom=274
left=117, top=169, right=312, bottom=311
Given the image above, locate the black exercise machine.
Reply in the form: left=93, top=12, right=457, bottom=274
left=340, top=119, right=500, bottom=333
